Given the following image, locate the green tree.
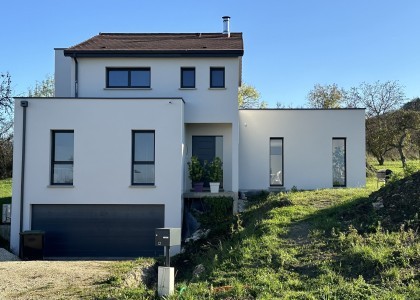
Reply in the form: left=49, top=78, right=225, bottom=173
left=306, top=83, right=344, bottom=108
left=238, top=83, right=267, bottom=109
left=28, top=74, right=54, bottom=97
left=366, top=115, right=394, bottom=165
left=388, top=110, right=420, bottom=167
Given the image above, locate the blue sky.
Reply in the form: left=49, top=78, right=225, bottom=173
left=2, top=0, right=419, bottom=107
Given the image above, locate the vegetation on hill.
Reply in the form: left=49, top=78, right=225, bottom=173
left=94, top=167, right=419, bottom=299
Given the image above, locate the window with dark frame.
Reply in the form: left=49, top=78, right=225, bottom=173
left=132, top=131, right=155, bottom=185
left=181, top=67, right=195, bottom=88
left=270, top=138, right=283, bottom=186
left=332, top=138, right=346, bottom=187
left=107, top=68, right=151, bottom=88
left=51, top=130, right=74, bottom=185
left=210, top=67, right=225, bottom=88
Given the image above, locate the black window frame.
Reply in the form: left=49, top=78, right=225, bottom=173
left=51, top=130, right=74, bottom=186
left=269, top=137, right=284, bottom=187
left=180, top=67, right=196, bottom=88
left=332, top=137, right=347, bottom=187
left=210, top=67, right=225, bottom=88
left=106, top=68, right=151, bottom=88
left=132, top=130, right=155, bottom=186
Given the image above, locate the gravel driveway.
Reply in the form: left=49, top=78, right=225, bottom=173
left=0, top=248, right=113, bottom=300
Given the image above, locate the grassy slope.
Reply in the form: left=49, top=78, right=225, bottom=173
left=92, top=160, right=419, bottom=299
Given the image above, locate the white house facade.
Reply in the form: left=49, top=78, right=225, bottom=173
left=10, top=21, right=365, bottom=258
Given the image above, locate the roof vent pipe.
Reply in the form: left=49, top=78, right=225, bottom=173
left=223, top=16, right=231, bottom=37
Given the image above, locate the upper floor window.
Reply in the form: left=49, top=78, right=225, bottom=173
left=210, top=67, right=225, bottom=88
left=132, top=131, right=155, bottom=185
left=51, top=130, right=74, bottom=185
left=107, top=68, right=151, bottom=88
left=181, top=67, right=195, bottom=88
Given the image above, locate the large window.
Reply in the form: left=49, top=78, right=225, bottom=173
left=332, top=138, right=346, bottom=187
left=132, top=131, right=155, bottom=185
left=181, top=67, right=195, bottom=88
left=51, top=130, right=74, bottom=185
left=210, top=67, right=225, bottom=88
left=107, top=68, right=151, bottom=88
left=270, top=138, right=283, bottom=186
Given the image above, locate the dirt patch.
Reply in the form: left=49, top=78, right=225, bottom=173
left=0, top=260, right=113, bottom=299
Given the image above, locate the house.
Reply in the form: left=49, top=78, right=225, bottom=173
left=10, top=17, right=365, bottom=258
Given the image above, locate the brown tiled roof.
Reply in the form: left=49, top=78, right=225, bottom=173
left=64, top=33, right=244, bottom=57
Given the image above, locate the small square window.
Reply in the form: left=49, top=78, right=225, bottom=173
left=181, top=68, right=195, bottom=88
left=210, top=67, right=225, bottom=88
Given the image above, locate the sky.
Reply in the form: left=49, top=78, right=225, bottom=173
left=2, top=0, right=420, bottom=107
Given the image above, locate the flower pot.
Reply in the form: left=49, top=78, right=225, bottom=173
left=193, top=182, right=204, bottom=192
left=209, top=182, right=220, bottom=193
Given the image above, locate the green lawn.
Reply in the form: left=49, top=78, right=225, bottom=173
left=0, top=178, right=12, bottom=202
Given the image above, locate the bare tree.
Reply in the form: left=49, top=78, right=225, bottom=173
left=307, top=83, right=344, bottom=108
left=345, top=80, right=405, bottom=117
left=0, top=72, right=14, bottom=178
left=238, top=83, right=267, bottom=109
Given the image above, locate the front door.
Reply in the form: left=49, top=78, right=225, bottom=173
left=192, top=136, right=223, bottom=187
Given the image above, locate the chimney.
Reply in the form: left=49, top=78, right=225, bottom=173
left=222, top=16, right=231, bottom=37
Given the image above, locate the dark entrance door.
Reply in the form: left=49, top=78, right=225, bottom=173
left=192, top=136, right=216, bottom=165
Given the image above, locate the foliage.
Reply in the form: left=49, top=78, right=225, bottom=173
left=207, top=157, right=223, bottom=182
left=345, top=80, right=405, bottom=117
left=238, top=83, right=267, bottom=109
left=366, top=114, right=394, bottom=165
left=387, top=110, right=420, bottom=167
left=307, top=83, right=344, bottom=108
left=27, top=74, right=54, bottom=97
left=187, top=156, right=205, bottom=183
left=197, top=196, right=233, bottom=230
left=402, top=97, right=420, bottom=111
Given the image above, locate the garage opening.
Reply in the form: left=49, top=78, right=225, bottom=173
left=31, top=204, right=164, bottom=258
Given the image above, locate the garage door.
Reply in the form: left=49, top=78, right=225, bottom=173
left=31, top=204, right=164, bottom=257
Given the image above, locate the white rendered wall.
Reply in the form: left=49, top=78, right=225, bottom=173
left=239, top=109, right=366, bottom=190
left=11, top=98, right=184, bottom=255
left=72, top=57, right=240, bottom=123
left=54, top=49, right=73, bottom=97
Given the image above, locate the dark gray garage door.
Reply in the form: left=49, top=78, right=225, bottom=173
left=31, top=204, right=164, bottom=257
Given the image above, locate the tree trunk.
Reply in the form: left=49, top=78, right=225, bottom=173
left=377, top=155, right=384, bottom=165
left=396, top=133, right=407, bottom=168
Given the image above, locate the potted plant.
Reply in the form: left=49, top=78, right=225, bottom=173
left=188, top=156, right=205, bottom=192
left=208, top=157, right=223, bottom=193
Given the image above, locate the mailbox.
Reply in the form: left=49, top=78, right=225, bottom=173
left=155, top=228, right=181, bottom=247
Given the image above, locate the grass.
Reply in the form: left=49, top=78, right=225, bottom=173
left=0, top=178, right=12, bottom=203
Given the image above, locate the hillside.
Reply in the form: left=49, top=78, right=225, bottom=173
left=94, top=173, right=420, bottom=299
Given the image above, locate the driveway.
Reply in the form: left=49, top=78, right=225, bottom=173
left=0, top=249, right=113, bottom=300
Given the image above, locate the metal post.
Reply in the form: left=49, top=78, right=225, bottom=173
left=166, top=246, right=170, bottom=267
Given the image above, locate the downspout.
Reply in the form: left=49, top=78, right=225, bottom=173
left=74, top=56, right=79, bottom=98
left=19, top=100, right=28, bottom=235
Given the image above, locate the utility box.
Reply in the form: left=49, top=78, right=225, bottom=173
left=20, top=230, right=45, bottom=260
left=155, top=228, right=181, bottom=247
